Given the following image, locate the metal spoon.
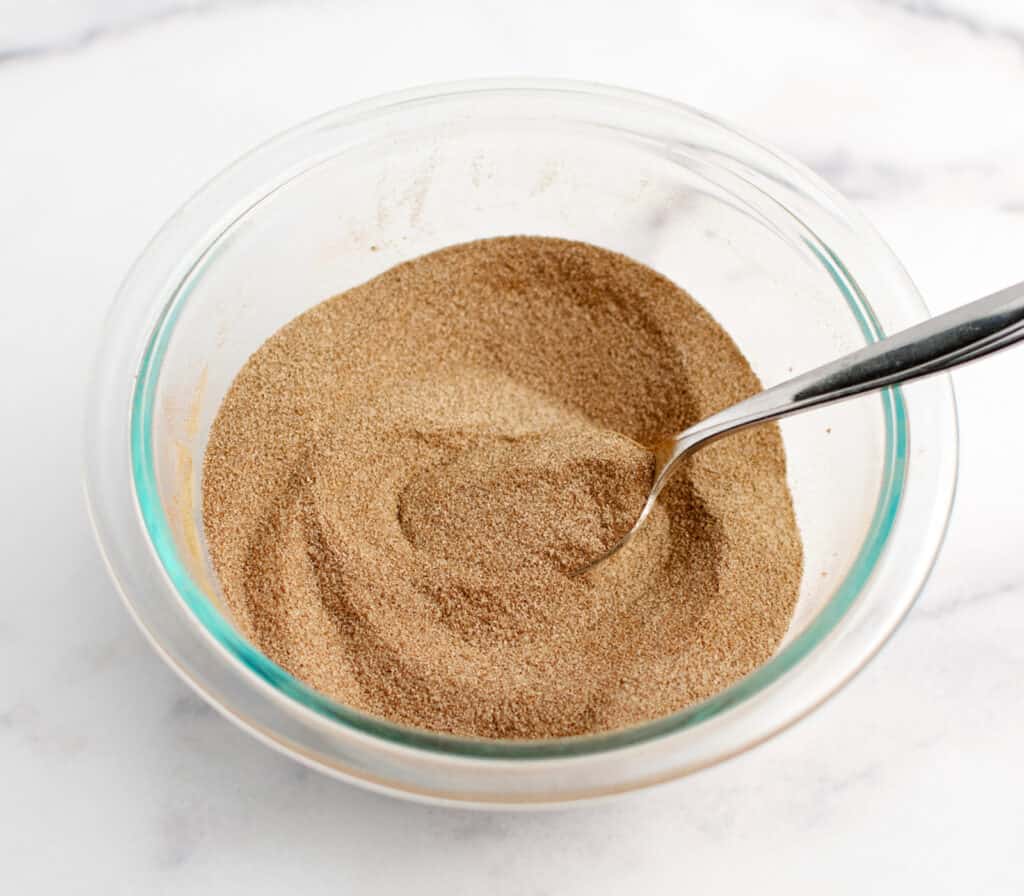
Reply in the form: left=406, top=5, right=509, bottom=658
left=578, top=280, right=1024, bottom=575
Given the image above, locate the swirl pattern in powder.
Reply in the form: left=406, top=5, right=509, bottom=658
left=202, top=236, right=803, bottom=738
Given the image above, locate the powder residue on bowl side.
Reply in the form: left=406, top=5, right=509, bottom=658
left=202, top=236, right=803, bottom=738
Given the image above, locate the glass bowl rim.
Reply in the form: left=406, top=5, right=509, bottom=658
left=94, top=78, right=956, bottom=765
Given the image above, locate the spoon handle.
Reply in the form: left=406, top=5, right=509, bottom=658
left=653, top=280, right=1024, bottom=491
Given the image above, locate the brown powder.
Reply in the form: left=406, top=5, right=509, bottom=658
left=202, top=236, right=803, bottom=739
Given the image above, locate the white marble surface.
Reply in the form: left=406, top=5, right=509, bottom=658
left=2, top=0, right=1023, bottom=891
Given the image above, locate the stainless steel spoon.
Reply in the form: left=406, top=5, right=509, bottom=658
left=579, top=280, right=1024, bottom=575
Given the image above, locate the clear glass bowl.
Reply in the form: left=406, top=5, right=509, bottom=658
left=84, top=80, right=957, bottom=806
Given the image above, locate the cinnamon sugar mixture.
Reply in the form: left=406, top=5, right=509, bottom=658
left=202, top=237, right=802, bottom=738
